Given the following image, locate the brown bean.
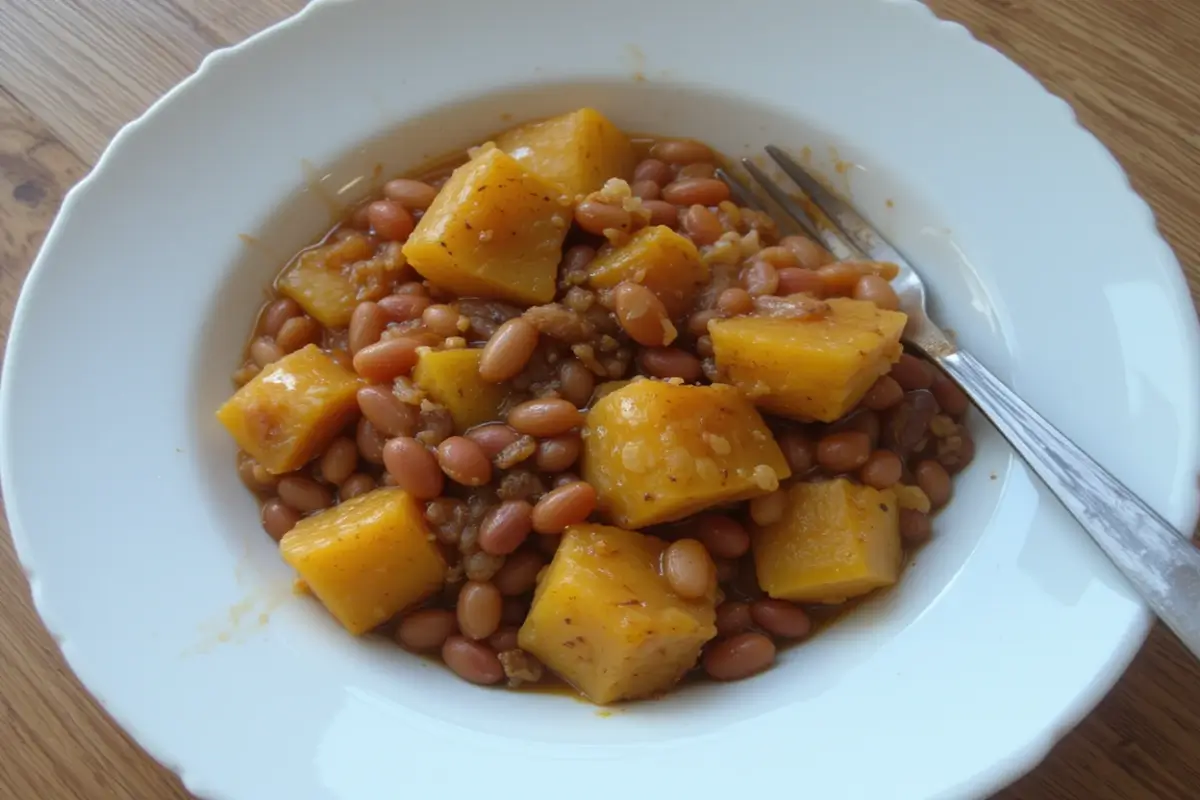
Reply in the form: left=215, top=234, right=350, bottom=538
left=479, top=501, right=535, bottom=556
left=275, top=316, right=322, bottom=353
left=703, top=633, right=776, bottom=681
left=479, top=318, right=539, bottom=382
left=355, top=417, right=386, bottom=464
left=340, top=473, right=376, bottom=500
left=238, top=454, right=277, bottom=492
left=507, top=398, right=584, bottom=437
left=277, top=476, right=334, bottom=513
left=261, top=297, right=302, bottom=338
left=715, top=601, right=753, bottom=637
left=630, top=179, right=661, bottom=200
left=915, top=460, right=952, bottom=509
left=575, top=200, right=631, bottom=235
left=854, top=274, right=901, bottom=310
left=349, top=301, right=389, bottom=354
left=642, top=200, right=679, bottom=228
left=422, top=304, right=462, bottom=338
left=678, top=162, right=716, bottom=180
left=816, top=431, right=872, bottom=473
left=396, top=608, right=457, bottom=651
left=749, top=490, right=788, bottom=526
left=613, top=282, right=676, bottom=347
left=639, top=347, right=703, bottom=382
left=776, top=267, right=825, bottom=297
left=663, top=539, right=715, bottom=599
left=743, top=260, right=779, bottom=296
left=717, top=287, right=754, bottom=316
left=650, top=139, right=714, bottom=165
left=436, top=436, right=492, bottom=486
left=378, top=293, right=431, bottom=322
left=899, top=509, right=933, bottom=545
left=937, top=428, right=976, bottom=474
left=493, top=549, right=545, bottom=596
left=464, top=423, right=520, bottom=459
left=836, top=409, right=881, bottom=448
left=780, top=235, right=834, bottom=269
left=634, top=157, right=676, bottom=185
left=382, top=437, right=444, bottom=499
left=883, top=389, right=938, bottom=453
left=663, top=178, right=730, bottom=207
left=487, top=626, right=521, bottom=653
left=931, top=375, right=970, bottom=417
left=353, top=337, right=421, bottom=382
left=860, top=450, right=903, bottom=489
left=750, top=599, right=812, bottom=638
left=531, top=481, right=596, bottom=534
left=862, top=375, right=905, bottom=411
left=693, top=515, right=751, bottom=559
left=355, top=386, right=415, bottom=438
left=442, top=636, right=504, bottom=685
left=756, top=246, right=801, bottom=269
left=558, top=358, right=596, bottom=407
left=457, top=581, right=503, bottom=641
left=681, top=204, right=725, bottom=245
left=249, top=337, right=284, bottom=369
left=535, top=435, right=581, bottom=473
left=890, top=353, right=935, bottom=391
left=261, top=498, right=301, bottom=541
left=778, top=432, right=816, bottom=474
left=319, top=437, right=359, bottom=485
left=383, top=178, right=439, bottom=210
left=366, top=199, right=415, bottom=241
left=813, top=262, right=863, bottom=297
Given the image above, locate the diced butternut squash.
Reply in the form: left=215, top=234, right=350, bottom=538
left=280, top=487, right=446, bottom=635
left=277, top=234, right=406, bottom=328
left=401, top=147, right=571, bottom=305
left=217, top=344, right=361, bottom=474
left=752, top=478, right=901, bottom=604
left=411, top=348, right=511, bottom=433
left=494, top=108, right=635, bottom=200
left=518, top=524, right=717, bottom=704
left=582, top=380, right=791, bottom=528
left=710, top=297, right=907, bottom=423
left=587, top=226, right=707, bottom=318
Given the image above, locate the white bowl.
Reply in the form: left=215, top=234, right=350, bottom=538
left=3, top=0, right=1198, bottom=798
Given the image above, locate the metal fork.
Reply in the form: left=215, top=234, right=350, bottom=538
left=722, top=148, right=1200, bottom=659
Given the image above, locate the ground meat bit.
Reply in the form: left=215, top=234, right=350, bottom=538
left=444, top=562, right=465, bottom=585
left=562, top=286, right=596, bottom=313
left=457, top=298, right=522, bottom=339
left=752, top=294, right=829, bottom=319
left=349, top=241, right=412, bottom=300
left=701, top=358, right=724, bottom=383
left=498, top=649, right=545, bottom=688
left=571, top=344, right=609, bottom=377
left=583, top=305, right=621, bottom=338
left=494, top=435, right=538, bottom=470
left=523, top=303, right=597, bottom=343
left=459, top=524, right=481, bottom=553
left=392, top=375, right=425, bottom=405
left=464, top=550, right=505, bottom=581
left=497, top=469, right=546, bottom=502
left=425, top=498, right=467, bottom=546
left=415, top=406, right=454, bottom=446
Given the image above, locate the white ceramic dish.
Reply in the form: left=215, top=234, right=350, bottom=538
left=2, top=0, right=1198, bottom=798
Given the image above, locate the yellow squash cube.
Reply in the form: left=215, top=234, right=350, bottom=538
left=582, top=380, right=791, bottom=528
left=709, top=297, right=907, bottom=423
left=401, top=148, right=571, bottom=306
left=217, top=344, right=362, bottom=474
left=411, top=348, right=511, bottom=433
left=494, top=108, right=635, bottom=200
left=518, top=524, right=717, bottom=704
left=587, top=226, right=707, bottom=318
left=753, top=479, right=901, bottom=604
left=280, top=488, right=447, bottom=635
left=277, top=234, right=404, bottom=328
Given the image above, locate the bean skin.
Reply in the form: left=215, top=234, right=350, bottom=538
left=382, top=437, right=444, bottom=499
left=703, top=633, right=776, bottom=681
left=531, top=481, right=596, bottom=534
left=442, top=637, right=504, bottom=685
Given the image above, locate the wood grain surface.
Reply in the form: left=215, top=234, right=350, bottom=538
left=1, top=1, right=1198, bottom=797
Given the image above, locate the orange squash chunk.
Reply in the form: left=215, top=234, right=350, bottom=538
left=411, top=348, right=511, bottom=433
left=277, top=234, right=406, bottom=328
left=495, top=108, right=635, bottom=199
left=587, top=226, right=708, bottom=318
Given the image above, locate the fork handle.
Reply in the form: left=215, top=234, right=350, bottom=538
left=933, top=348, right=1200, bottom=657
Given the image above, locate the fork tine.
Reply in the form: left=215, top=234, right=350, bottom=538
left=764, top=145, right=905, bottom=264
left=714, top=168, right=764, bottom=212
left=738, top=159, right=825, bottom=242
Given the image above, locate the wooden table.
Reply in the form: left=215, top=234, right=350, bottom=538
left=1, top=1, right=1198, bottom=797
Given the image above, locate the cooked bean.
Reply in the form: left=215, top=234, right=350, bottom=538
left=261, top=297, right=302, bottom=337
left=816, top=431, right=872, bottom=473
left=693, top=514, right=751, bottom=559
left=717, top=287, right=754, bottom=316
left=681, top=204, right=724, bottom=245
left=613, top=282, right=675, bottom=347
left=355, top=386, right=415, bottom=438
left=899, top=509, right=933, bottom=545
left=703, top=633, right=776, bottom=681
left=487, top=626, right=521, bottom=653
left=442, top=636, right=504, bottom=685
left=366, top=199, right=415, bottom=241
left=642, top=200, right=679, bottom=228
left=378, top=293, right=431, bottom=322
left=915, top=459, right=952, bottom=508
left=633, top=157, right=676, bottom=185
left=261, top=498, right=301, bottom=541
left=931, top=375, right=969, bottom=417
left=249, top=337, right=284, bottom=368
left=493, top=549, right=545, bottom=596
left=340, top=473, right=376, bottom=500
left=743, top=260, right=779, bottom=296
left=650, top=139, right=714, bottom=165
left=349, top=301, right=389, bottom=354
left=382, top=437, right=444, bottom=499
left=396, top=608, right=457, bottom=651
left=860, top=450, right=903, bottom=489
left=883, top=389, right=938, bottom=453
left=355, top=417, right=386, bottom=464
left=383, top=178, right=439, bottom=210
left=780, top=235, right=834, bottom=269
left=750, top=599, right=811, bottom=639
left=937, top=428, right=976, bottom=473
left=715, top=601, right=753, bottom=637
left=778, top=432, right=816, bottom=473
left=687, top=308, right=721, bottom=338
left=275, top=316, right=322, bottom=353
left=507, top=398, right=584, bottom=437
left=862, top=375, right=905, bottom=411
left=815, top=262, right=862, bottom=297
left=422, top=304, right=462, bottom=338
left=639, top=348, right=703, bottom=382
left=663, top=178, right=730, bottom=207
left=353, top=337, right=421, bottom=382
left=678, top=162, right=716, bottom=180
left=277, top=475, right=334, bottom=513
left=575, top=200, right=631, bottom=235
left=854, top=274, right=901, bottom=310
left=531, top=481, right=596, bottom=534
left=479, top=318, right=539, bottom=382
left=237, top=454, right=276, bottom=492
left=535, top=435, right=581, bottom=473
left=479, top=500, right=534, bottom=556
left=436, top=436, right=492, bottom=486
left=776, top=267, right=825, bottom=297
left=630, top=179, right=661, bottom=200
left=755, top=246, right=801, bottom=269
left=749, top=490, right=787, bottom=526
left=663, top=539, right=715, bottom=599
left=558, top=358, right=596, bottom=407
left=890, top=353, right=935, bottom=391
left=465, top=423, right=521, bottom=459
left=319, top=437, right=359, bottom=485
left=457, top=581, right=503, bottom=640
